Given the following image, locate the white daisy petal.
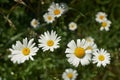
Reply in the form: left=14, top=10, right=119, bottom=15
left=38, top=30, right=61, bottom=52
left=8, top=38, right=39, bottom=64
left=30, top=18, right=39, bottom=28
left=65, top=39, right=92, bottom=67
left=68, top=22, right=77, bottom=31
left=100, top=20, right=111, bottom=31
left=43, top=13, right=55, bottom=24
left=95, top=12, right=107, bottom=23
left=92, top=48, right=111, bottom=67
left=48, top=2, right=65, bottom=18
left=62, top=68, right=78, bottom=80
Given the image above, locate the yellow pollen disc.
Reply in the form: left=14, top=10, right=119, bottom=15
left=54, top=9, right=61, bottom=15
left=22, top=48, right=30, bottom=56
left=102, top=22, right=107, bottom=27
left=100, top=15, right=104, bottom=20
left=98, top=54, right=105, bottom=61
left=33, top=21, right=38, bottom=25
left=67, top=73, right=73, bottom=79
left=74, top=47, right=85, bottom=58
left=48, top=16, right=52, bottom=20
left=70, top=25, right=74, bottom=28
left=47, top=40, right=54, bottom=47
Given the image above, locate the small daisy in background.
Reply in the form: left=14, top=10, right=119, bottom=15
left=60, top=3, right=68, bottom=13
left=68, top=22, right=77, bottom=31
left=48, top=2, right=65, bottom=18
left=92, top=48, right=111, bottom=67
left=85, top=36, right=97, bottom=53
left=100, top=20, right=112, bottom=31
left=85, top=36, right=94, bottom=43
left=65, top=39, right=92, bottom=67
left=43, top=2, right=68, bottom=24
left=30, top=18, right=40, bottom=28
left=43, top=13, right=55, bottom=24
left=38, top=30, right=61, bottom=52
left=86, top=42, right=97, bottom=54
left=9, top=38, right=39, bottom=64
left=62, top=68, right=78, bottom=80
left=95, top=12, right=107, bottom=23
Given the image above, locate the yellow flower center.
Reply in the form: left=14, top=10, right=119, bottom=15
left=102, top=22, right=107, bottom=27
left=74, top=47, right=85, bottom=58
left=98, top=54, right=105, bottom=61
left=54, top=9, right=61, bottom=15
left=33, top=21, right=38, bottom=25
left=22, top=48, right=30, bottom=56
left=70, top=24, right=74, bottom=28
left=48, top=16, right=52, bottom=20
left=67, top=73, right=73, bottom=79
left=100, top=15, right=104, bottom=20
left=47, top=40, right=54, bottom=46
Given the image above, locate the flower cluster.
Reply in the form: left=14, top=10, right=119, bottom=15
left=9, top=2, right=112, bottom=80
left=9, top=30, right=61, bottom=64
left=65, top=37, right=110, bottom=67
left=43, top=2, right=67, bottom=24
left=8, top=34, right=111, bottom=80
left=95, top=12, right=112, bottom=31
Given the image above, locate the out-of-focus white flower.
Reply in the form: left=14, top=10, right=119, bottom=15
left=85, top=37, right=97, bottom=53
left=86, top=42, right=97, bottom=54
left=100, top=20, right=111, bottom=31
left=30, top=19, right=40, bottom=28
left=85, top=36, right=94, bottom=43
left=68, top=22, right=77, bottom=31
left=43, top=13, right=55, bottom=24
left=48, top=2, right=64, bottom=18
left=62, top=68, right=78, bottom=80
left=60, top=3, right=68, bottom=13
left=95, top=12, right=107, bottom=23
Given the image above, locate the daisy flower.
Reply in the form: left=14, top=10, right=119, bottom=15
left=92, top=49, right=111, bottom=67
left=85, top=37, right=97, bottom=53
left=68, top=22, right=77, bottom=31
left=43, top=13, right=55, bottom=24
left=95, top=12, right=107, bottom=23
left=8, top=38, right=39, bottom=64
left=62, top=68, right=78, bottom=80
left=60, top=3, right=68, bottom=13
left=30, top=18, right=40, bottom=28
left=100, top=20, right=111, bottom=31
left=38, top=30, right=61, bottom=52
left=65, top=39, right=92, bottom=67
left=85, top=36, right=94, bottom=43
left=86, top=42, right=97, bottom=54
left=48, top=2, right=64, bottom=18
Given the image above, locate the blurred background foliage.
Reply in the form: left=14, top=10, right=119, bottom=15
left=0, top=0, right=120, bottom=80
